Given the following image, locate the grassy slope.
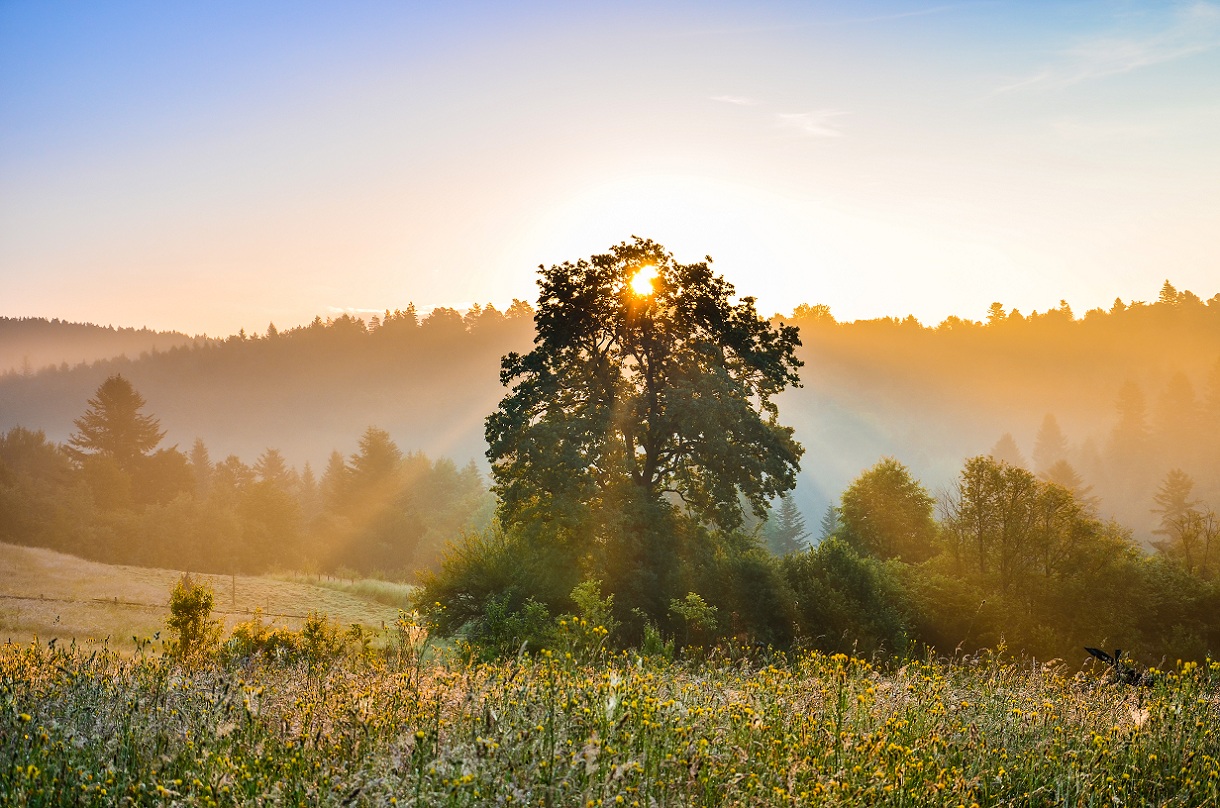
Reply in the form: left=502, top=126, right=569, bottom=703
left=0, top=543, right=403, bottom=650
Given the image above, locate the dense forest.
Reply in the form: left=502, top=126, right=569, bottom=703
left=784, top=283, right=1220, bottom=538
left=2, top=280, right=1217, bottom=540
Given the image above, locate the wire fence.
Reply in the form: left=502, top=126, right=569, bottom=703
left=0, top=592, right=312, bottom=621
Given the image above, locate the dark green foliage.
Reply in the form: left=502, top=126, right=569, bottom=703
left=486, top=237, right=803, bottom=532
left=0, top=427, right=72, bottom=546
left=781, top=539, right=909, bottom=656
left=476, top=238, right=804, bottom=631
left=700, top=549, right=796, bottom=648
left=418, top=527, right=579, bottom=648
left=763, top=493, right=810, bottom=555
left=1, top=406, right=491, bottom=579
left=1032, top=413, right=1069, bottom=474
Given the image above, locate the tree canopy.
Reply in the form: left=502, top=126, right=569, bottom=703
left=486, top=237, right=804, bottom=535
left=839, top=457, right=937, bottom=562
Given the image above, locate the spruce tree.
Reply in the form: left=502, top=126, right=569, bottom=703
left=68, top=375, right=165, bottom=473
left=765, top=493, right=810, bottom=555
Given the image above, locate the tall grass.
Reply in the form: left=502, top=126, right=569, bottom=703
left=2, top=640, right=1217, bottom=806
left=272, top=572, right=417, bottom=609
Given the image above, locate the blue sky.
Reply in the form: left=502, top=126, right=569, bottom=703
left=3, top=1, right=1219, bottom=334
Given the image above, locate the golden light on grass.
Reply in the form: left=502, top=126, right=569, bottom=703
left=630, top=265, right=659, bottom=296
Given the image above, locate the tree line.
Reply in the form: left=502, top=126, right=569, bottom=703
left=0, top=375, right=492, bottom=578
left=3, top=278, right=1216, bottom=545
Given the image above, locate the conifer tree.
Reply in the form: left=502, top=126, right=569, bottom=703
left=1109, top=381, right=1151, bottom=467
left=764, top=493, right=810, bottom=555
left=189, top=437, right=212, bottom=496
left=818, top=505, right=841, bottom=542
left=989, top=433, right=1027, bottom=469
left=1033, top=414, right=1069, bottom=475
left=68, top=375, right=165, bottom=473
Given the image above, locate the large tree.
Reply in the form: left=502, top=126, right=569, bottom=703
left=68, top=374, right=165, bottom=473
left=839, top=457, right=937, bottom=562
left=486, top=238, right=804, bottom=534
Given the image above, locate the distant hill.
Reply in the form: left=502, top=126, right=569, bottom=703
left=0, top=316, right=207, bottom=375
left=0, top=306, right=534, bottom=470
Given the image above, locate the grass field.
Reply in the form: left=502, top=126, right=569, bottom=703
left=0, top=543, right=403, bottom=651
left=2, top=640, right=1217, bottom=807
left=3, top=543, right=1218, bottom=806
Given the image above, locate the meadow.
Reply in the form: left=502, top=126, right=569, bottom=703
left=2, top=632, right=1217, bottom=807
left=0, top=544, right=402, bottom=652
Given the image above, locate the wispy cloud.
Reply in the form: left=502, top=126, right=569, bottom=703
left=838, top=4, right=979, bottom=25
left=993, top=2, right=1220, bottom=93
left=710, top=95, right=761, bottom=106
left=675, top=3, right=977, bottom=38
left=776, top=110, right=848, bottom=138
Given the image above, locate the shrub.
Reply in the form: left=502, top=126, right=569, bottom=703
left=166, top=574, right=222, bottom=662
left=782, top=539, right=909, bottom=656
left=669, top=592, right=719, bottom=648
left=224, top=609, right=301, bottom=662
left=554, top=579, right=619, bottom=659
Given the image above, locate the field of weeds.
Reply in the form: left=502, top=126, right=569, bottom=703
left=2, top=639, right=1217, bottom=807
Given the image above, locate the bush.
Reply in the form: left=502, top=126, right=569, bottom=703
left=417, top=526, right=579, bottom=639
left=554, top=579, right=619, bottom=660
left=224, top=610, right=350, bottom=666
left=782, top=539, right=909, bottom=656
left=166, top=574, right=222, bottom=662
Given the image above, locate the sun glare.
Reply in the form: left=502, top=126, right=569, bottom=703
left=630, top=265, right=659, bottom=296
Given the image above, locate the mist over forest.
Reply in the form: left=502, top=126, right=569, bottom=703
left=0, top=317, right=203, bottom=376
left=3, top=282, right=1218, bottom=544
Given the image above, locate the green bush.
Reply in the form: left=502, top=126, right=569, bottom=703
left=782, top=539, right=909, bottom=656
left=166, top=574, right=222, bottom=662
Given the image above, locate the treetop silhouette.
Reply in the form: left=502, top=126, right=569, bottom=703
left=68, top=374, right=165, bottom=472
left=486, top=237, right=805, bottom=534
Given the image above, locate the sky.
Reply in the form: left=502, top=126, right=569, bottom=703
left=2, top=0, right=1219, bottom=336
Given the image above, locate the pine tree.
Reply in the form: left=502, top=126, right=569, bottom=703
left=1154, top=372, right=1201, bottom=466
left=989, top=433, right=1028, bottom=469
left=1109, top=381, right=1151, bottom=467
left=764, top=493, right=810, bottom=555
left=189, top=438, right=212, bottom=496
left=1033, top=414, right=1069, bottom=475
left=1150, top=469, right=1215, bottom=575
left=68, top=375, right=165, bottom=473
left=349, top=427, right=402, bottom=490
left=1040, top=459, right=1099, bottom=514
left=1158, top=280, right=1180, bottom=308
left=254, top=448, right=292, bottom=487
left=320, top=450, right=349, bottom=511
left=1151, top=469, right=1200, bottom=531
left=818, top=505, right=841, bottom=542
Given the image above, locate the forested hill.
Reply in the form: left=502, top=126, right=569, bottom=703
left=2, top=283, right=1218, bottom=539
left=0, top=317, right=205, bottom=375
left=0, top=305, right=536, bottom=472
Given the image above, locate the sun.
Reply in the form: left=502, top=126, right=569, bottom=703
left=630, top=265, right=659, bottom=296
